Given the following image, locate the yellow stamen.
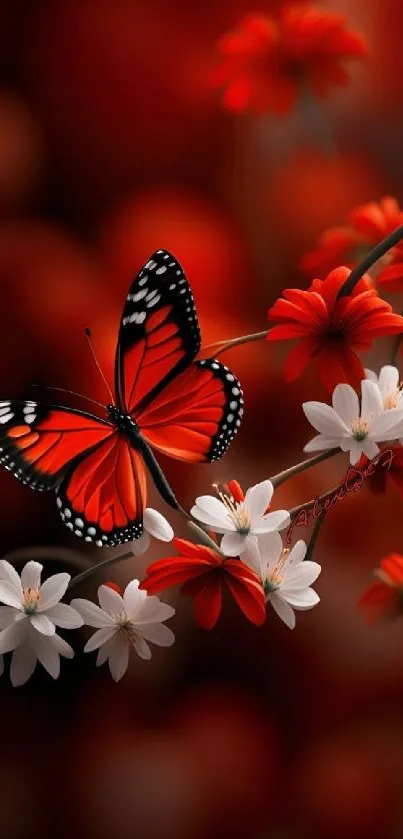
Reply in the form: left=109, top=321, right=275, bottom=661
left=213, top=483, right=251, bottom=535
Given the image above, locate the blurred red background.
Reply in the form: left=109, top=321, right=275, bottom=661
left=1, top=1, right=403, bottom=838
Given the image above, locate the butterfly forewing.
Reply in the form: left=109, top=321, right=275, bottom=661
left=115, top=249, right=201, bottom=414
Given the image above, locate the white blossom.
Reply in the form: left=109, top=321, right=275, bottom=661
left=0, top=560, right=83, bottom=685
left=131, top=508, right=174, bottom=556
left=72, top=580, right=175, bottom=682
left=303, top=380, right=403, bottom=465
left=190, top=480, right=290, bottom=557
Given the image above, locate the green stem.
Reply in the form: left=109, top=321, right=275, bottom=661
left=270, top=449, right=339, bottom=489
left=337, top=224, right=403, bottom=298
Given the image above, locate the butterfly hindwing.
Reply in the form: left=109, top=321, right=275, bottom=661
left=0, top=401, right=113, bottom=491
left=56, top=436, right=147, bottom=546
left=115, top=249, right=201, bottom=415
left=136, top=358, right=244, bottom=463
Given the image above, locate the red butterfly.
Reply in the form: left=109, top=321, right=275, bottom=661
left=0, top=250, right=243, bottom=547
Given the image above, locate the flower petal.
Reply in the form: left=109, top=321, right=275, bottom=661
left=21, top=561, right=42, bottom=591
left=131, top=532, right=151, bottom=556
left=193, top=577, right=222, bottom=629
left=70, top=598, right=114, bottom=628
left=30, top=630, right=61, bottom=679
left=108, top=635, right=131, bottom=680
left=378, top=365, right=399, bottom=396
left=98, top=584, right=125, bottom=615
left=332, top=383, right=359, bottom=425
left=304, top=434, right=342, bottom=452
left=10, top=643, right=37, bottom=687
left=282, top=561, right=321, bottom=590
left=303, top=401, right=349, bottom=436
left=133, top=636, right=152, bottom=661
left=0, top=605, right=18, bottom=629
left=137, top=622, right=175, bottom=647
left=143, top=508, right=174, bottom=542
left=45, top=603, right=84, bottom=629
left=52, top=634, right=74, bottom=659
left=221, top=531, right=247, bottom=556
left=84, top=626, right=117, bottom=653
left=244, top=480, right=274, bottom=523
left=282, top=588, right=320, bottom=609
left=0, top=618, right=27, bottom=653
left=38, top=573, right=71, bottom=610
left=190, top=496, right=233, bottom=532
left=268, top=593, right=296, bottom=628
left=364, top=368, right=378, bottom=383
left=254, top=509, right=290, bottom=534
left=0, top=560, right=23, bottom=598
left=30, top=614, right=56, bottom=636
left=0, top=580, right=23, bottom=609
left=134, top=594, right=175, bottom=625
left=361, top=379, right=384, bottom=421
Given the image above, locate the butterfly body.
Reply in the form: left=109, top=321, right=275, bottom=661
left=0, top=250, right=244, bottom=547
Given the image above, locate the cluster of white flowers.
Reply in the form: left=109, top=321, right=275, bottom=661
left=191, top=479, right=321, bottom=629
left=0, top=507, right=176, bottom=686
left=303, top=365, right=403, bottom=465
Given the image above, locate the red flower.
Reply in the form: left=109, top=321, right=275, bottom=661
left=140, top=538, right=266, bottom=630
left=301, top=197, right=403, bottom=290
left=358, top=445, right=403, bottom=497
left=213, top=4, right=367, bottom=115
left=359, top=553, right=403, bottom=623
left=267, top=266, right=403, bottom=392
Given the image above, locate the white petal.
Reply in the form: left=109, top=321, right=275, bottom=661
left=190, top=496, right=233, bottom=532
left=242, top=536, right=268, bottom=580
left=371, top=407, right=403, bottom=438
left=0, top=580, right=23, bottom=609
left=10, top=643, right=37, bottom=687
left=133, top=636, right=152, bottom=660
left=0, top=618, right=27, bottom=653
left=122, top=579, right=146, bottom=617
left=220, top=531, right=247, bottom=556
left=268, top=593, right=295, bottom=629
left=52, top=634, right=74, bottom=659
left=98, top=584, right=125, bottom=615
left=0, top=560, right=23, bottom=597
left=244, top=480, right=273, bottom=524
left=143, top=508, right=174, bottom=542
left=302, top=401, right=349, bottom=436
left=282, top=562, right=321, bottom=590
left=0, top=605, right=16, bottom=629
left=30, top=613, right=55, bottom=635
left=349, top=440, right=362, bottom=465
left=70, top=598, right=114, bottom=628
left=361, top=379, right=383, bottom=421
left=282, top=588, right=320, bottom=609
left=131, top=532, right=151, bottom=556
left=108, top=635, right=130, bottom=681
left=134, top=594, right=175, bottom=624
left=378, top=365, right=399, bottom=395
left=364, top=368, right=378, bottom=383
left=30, top=630, right=60, bottom=679
left=137, top=622, right=175, bottom=647
left=304, top=434, right=342, bottom=453
left=332, top=383, right=359, bottom=426
left=45, top=603, right=84, bottom=629
left=96, top=640, right=112, bottom=667
left=84, top=626, right=117, bottom=653
left=361, top=439, right=380, bottom=460
left=21, top=561, right=42, bottom=591
left=38, top=573, right=71, bottom=610
left=286, top=540, right=307, bottom=566
left=254, top=509, right=290, bottom=534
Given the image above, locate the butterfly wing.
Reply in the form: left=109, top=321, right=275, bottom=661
left=135, top=358, right=244, bottom=463
left=56, top=436, right=147, bottom=546
left=115, top=249, right=201, bottom=414
left=0, top=401, right=113, bottom=490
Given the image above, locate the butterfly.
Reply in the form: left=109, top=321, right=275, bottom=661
left=0, top=249, right=244, bottom=547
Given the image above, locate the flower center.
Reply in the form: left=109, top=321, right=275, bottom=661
left=264, top=548, right=290, bottom=594
left=214, top=484, right=251, bottom=534
left=350, top=418, right=369, bottom=441
left=116, top=615, right=139, bottom=645
left=22, top=586, right=41, bottom=615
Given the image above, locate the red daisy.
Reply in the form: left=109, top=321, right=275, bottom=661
left=301, top=197, right=403, bottom=290
left=140, top=538, right=266, bottom=630
left=212, top=4, right=367, bottom=115
left=267, top=266, right=403, bottom=392
left=359, top=553, right=403, bottom=623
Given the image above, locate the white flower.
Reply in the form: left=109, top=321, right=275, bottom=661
left=0, top=560, right=83, bottom=686
left=131, top=508, right=174, bottom=556
left=190, top=480, right=290, bottom=557
left=303, top=380, right=403, bottom=465
left=244, top=532, right=321, bottom=629
left=72, top=580, right=175, bottom=682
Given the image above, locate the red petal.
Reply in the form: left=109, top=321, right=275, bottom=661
left=172, top=538, right=221, bottom=563
left=283, top=338, right=318, bottom=382
left=359, top=581, right=399, bottom=623
left=380, top=554, right=403, bottom=585
left=193, top=577, right=223, bottom=629
left=376, top=262, right=403, bottom=291
left=141, top=558, right=211, bottom=593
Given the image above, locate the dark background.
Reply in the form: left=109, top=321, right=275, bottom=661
left=1, top=1, right=403, bottom=837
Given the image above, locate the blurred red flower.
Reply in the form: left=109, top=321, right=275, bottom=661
left=359, top=553, right=403, bottom=623
left=358, top=445, right=403, bottom=496
left=267, top=266, right=403, bottom=392
left=213, top=4, right=367, bottom=115
left=140, top=538, right=266, bottom=630
left=301, top=196, right=403, bottom=289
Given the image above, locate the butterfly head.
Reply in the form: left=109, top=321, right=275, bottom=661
left=107, top=404, right=140, bottom=435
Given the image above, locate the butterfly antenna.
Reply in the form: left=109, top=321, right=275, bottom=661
left=30, top=383, right=106, bottom=410
left=84, top=328, right=114, bottom=403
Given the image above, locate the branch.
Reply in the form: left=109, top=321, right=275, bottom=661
left=337, top=224, right=403, bottom=298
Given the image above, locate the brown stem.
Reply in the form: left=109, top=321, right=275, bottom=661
left=270, top=449, right=339, bottom=489
left=305, top=508, right=326, bottom=561
left=67, top=551, right=133, bottom=591
left=201, top=330, right=269, bottom=358
left=337, top=224, right=403, bottom=298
